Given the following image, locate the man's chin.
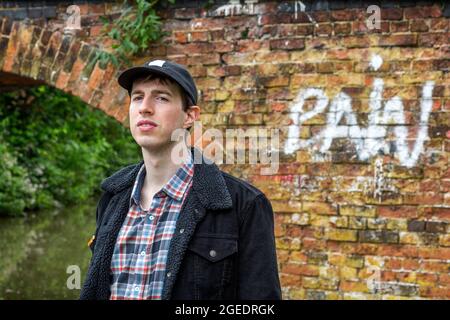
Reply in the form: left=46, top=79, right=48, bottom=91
left=137, top=138, right=172, bottom=152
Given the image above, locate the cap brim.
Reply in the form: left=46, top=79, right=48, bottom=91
left=117, top=66, right=176, bottom=94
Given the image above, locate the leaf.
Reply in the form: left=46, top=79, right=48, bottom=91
left=99, top=0, right=171, bottom=68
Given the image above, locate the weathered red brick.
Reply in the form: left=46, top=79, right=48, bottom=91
left=404, top=5, right=442, bottom=19
left=379, top=34, right=417, bottom=46
left=390, top=21, right=409, bottom=32
left=189, top=30, right=209, bottom=42
left=173, top=31, right=187, bottom=43
left=341, top=35, right=370, bottom=48
left=330, top=9, right=355, bottom=21
left=315, top=23, right=333, bottom=36
left=410, top=19, right=429, bottom=32
left=378, top=206, right=419, bottom=219
left=269, top=38, right=305, bottom=51
left=334, top=22, right=351, bottom=35
left=418, top=32, right=448, bottom=46
left=381, top=8, right=403, bottom=20
left=425, top=221, right=447, bottom=233
left=420, top=287, right=450, bottom=298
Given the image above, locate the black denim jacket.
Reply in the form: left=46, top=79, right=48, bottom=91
left=80, top=147, right=281, bottom=300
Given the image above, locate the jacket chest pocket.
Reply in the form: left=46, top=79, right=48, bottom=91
left=186, top=236, right=238, bottom=299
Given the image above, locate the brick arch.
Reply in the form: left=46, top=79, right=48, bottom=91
left=0, top=16, right=129, bottom=123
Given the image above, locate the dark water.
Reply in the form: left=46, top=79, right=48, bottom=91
left=0, top=198, right=97, bottom=299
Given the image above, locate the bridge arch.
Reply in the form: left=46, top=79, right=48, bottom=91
left=0, top=10, right=129, bottom=123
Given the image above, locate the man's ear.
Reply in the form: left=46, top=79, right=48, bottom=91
left=184, top=105, right=200, bottom=129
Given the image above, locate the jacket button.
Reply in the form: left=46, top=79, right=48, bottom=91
left=209, top=250, right=217, bottom=258
left=194, top=208, right=199, bottom=214
left=179, top=228, right=184, bottom=234
left=167, top=272, right=171, bottom=278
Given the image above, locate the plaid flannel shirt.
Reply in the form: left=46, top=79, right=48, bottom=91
left=110, top=154, right=194, bottom=299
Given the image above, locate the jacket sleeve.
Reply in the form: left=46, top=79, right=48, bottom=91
left=238, top=193, right=282, bottom=299
left=80, top=191, right=113, bottom=299
left=88, top=191, right=112, bottom=253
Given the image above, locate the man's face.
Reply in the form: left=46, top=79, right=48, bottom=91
left=129, top=77, right=190, bottom=151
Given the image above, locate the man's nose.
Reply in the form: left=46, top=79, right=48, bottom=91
left=139, top=96, right=155, bottom=114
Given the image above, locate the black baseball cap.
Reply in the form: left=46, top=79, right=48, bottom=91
left=117, top=59, right=198, bottom=105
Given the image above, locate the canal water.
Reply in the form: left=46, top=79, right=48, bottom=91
left=0, top=197, right=97, bottom=299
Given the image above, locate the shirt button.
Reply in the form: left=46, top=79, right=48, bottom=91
left=149, top=215, right=154, bottom=221
left=134, top=286, right=140, bottom=291
left=140, top=251, right=146, bottom=256
left=209, top=250, right=217, bottom=258
left=179, top=228, right=184, bottom=234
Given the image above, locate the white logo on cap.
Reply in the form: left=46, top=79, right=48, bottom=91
left=148, top=60, right=165, bottom=67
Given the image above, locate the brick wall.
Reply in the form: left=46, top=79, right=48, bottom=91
left=151, top=0, right=450, bottom=300
left=1, top=0, right=449, bottom=299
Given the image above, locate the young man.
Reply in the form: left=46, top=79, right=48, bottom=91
left=80, top=60, right=281, bottom=300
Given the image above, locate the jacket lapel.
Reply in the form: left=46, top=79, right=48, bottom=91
left=162, top=147, right=233, bottom=299
left=95, top=161, right=143, bottom=299
left=96, top=187, right=133, bottom=299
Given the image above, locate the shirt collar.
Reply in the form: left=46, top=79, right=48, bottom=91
left=130, top=151, right=194, bottom=207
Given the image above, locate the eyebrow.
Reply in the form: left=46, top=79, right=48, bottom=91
left=130, top=89, right=144, bottom=96
left=152, top=89, right=173, bottom=97
left=130, top=89, right=173, bottom=97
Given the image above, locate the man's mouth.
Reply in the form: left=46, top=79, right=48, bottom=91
left=137, top=120, right=158, bottom=131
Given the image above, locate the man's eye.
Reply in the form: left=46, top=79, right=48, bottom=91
left=133, top=96, right=143, bottom=101
left=157, top=96, right=169, bottom=102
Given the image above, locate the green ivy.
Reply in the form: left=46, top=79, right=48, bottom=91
left=94, top=0, right=176, bottom=68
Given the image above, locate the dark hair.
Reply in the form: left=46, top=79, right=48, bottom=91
left=130, top=74, right=194, bottom=112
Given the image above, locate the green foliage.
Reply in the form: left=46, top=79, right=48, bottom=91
left=0, top=86, right=141, bottom=216
left=0, top=141, right=31, bottom=215
left=96, top=0, right=176, bottom=67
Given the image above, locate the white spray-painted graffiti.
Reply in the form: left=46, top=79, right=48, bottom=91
left=284, top=54, right=435, bottom=168
left=213, top=0, right=258, bottom=16
left=373, top=157, right=397, bottom=200
left=213, top=0, right=316, bottom=23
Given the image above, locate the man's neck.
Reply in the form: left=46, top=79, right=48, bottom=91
left=141, top=142, right=191, bottom=192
